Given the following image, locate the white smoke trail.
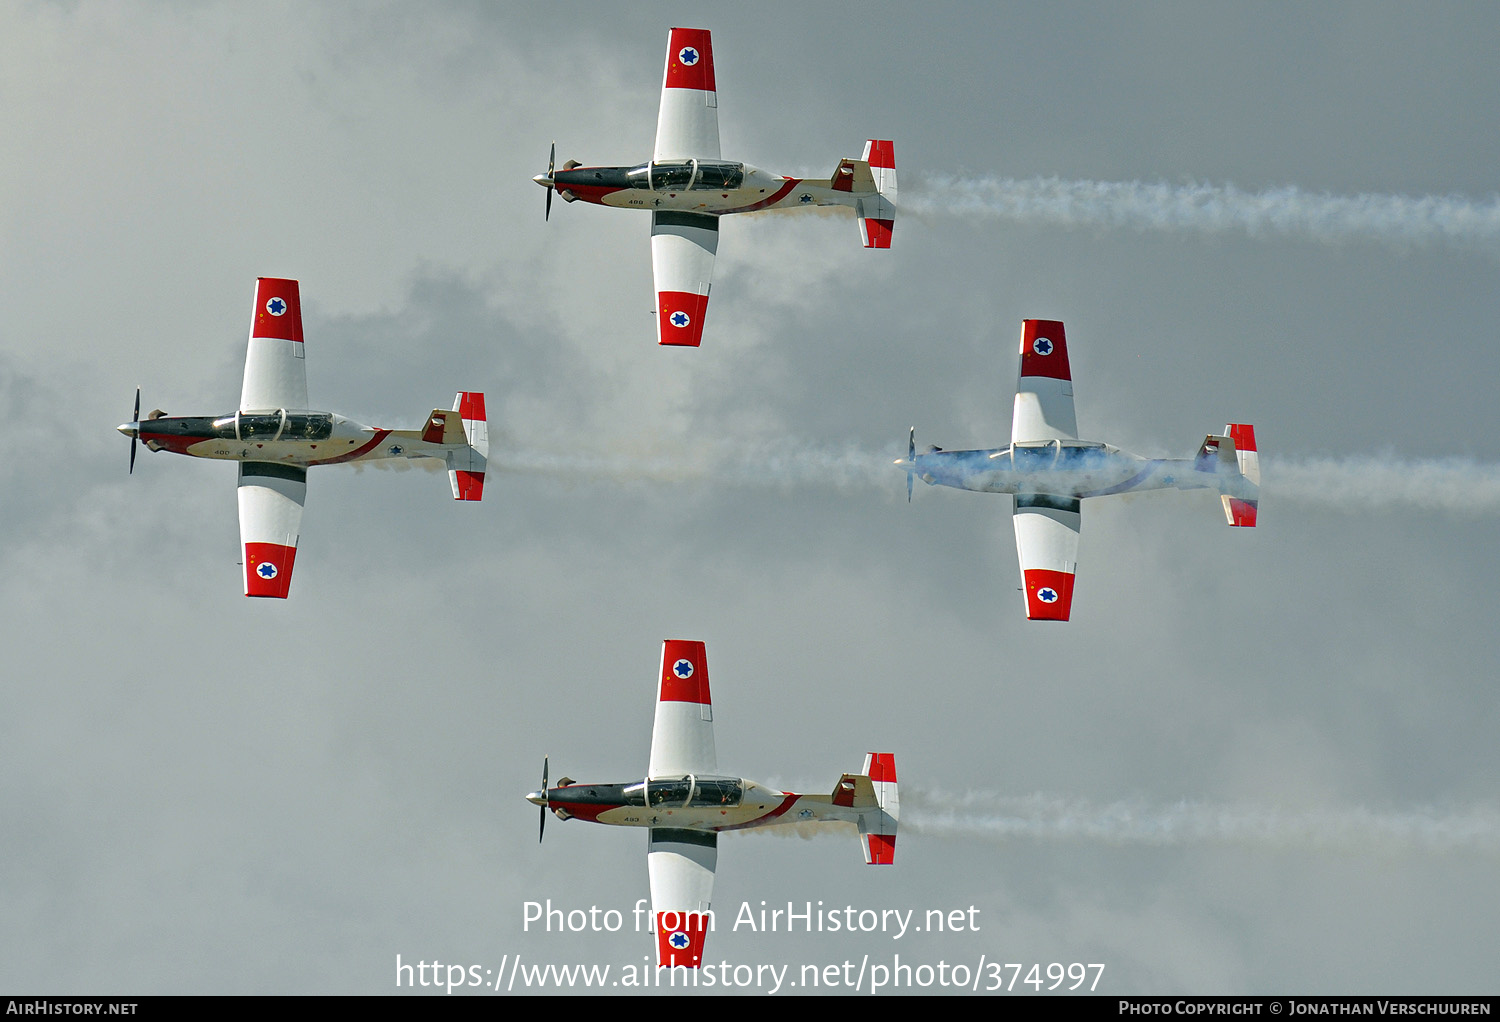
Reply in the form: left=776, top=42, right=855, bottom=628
left=490, top=442, right=1500, bottom=515
left=905, top=175, right=1500, bottom=254
left=488, top=442, right=894, bottom=492
left=1264, top=455, right=1500, bottom=514
left=904, top=790, right=1500, bottom=855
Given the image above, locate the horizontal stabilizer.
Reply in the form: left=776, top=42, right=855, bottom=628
left=448, top=391, right=487, bottom=501
left=856, top=140, right=897, bottom=249
left=856, top=753, right=898, bottom=865
left=1206, top=423, right=1259, bottom=527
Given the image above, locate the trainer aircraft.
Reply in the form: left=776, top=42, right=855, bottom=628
left=533, top=27, right=896, bottom=347
left=528, top=640, right=898, bottom=967
left=118, top=277, right=488, bottom=598
left=898, top=320, right=1259, bottom=621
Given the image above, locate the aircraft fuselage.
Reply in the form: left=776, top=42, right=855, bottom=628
left=118, top=410, right=449, bottom=468
left=540, top=160, right=863, bottom=216
left=909, top=440, right=1247, bottom=498
left=529, top=775, right=859, bottom=832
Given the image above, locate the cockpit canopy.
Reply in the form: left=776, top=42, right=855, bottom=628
left=209, top=410, right=335, bottom=442
left=623, top=775, right=744, bottom=808
left=1003, top=439, right=1113, bottom=469
left=626, top=160, right=746, bottom=192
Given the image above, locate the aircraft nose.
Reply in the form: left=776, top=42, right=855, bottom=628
left=525, top=790, right=546, bottom=806
left=532, top=174, right=554, bottom=188
left=117, top=423, right=139, bottom=439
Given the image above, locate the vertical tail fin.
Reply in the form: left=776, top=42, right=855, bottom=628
left=857, top=753, right=898, bottom=865
left=448, top=392, right=488, bottom=501
left=857, top=140, right=897, bottom=249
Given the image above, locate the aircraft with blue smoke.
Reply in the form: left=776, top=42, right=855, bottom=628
left=898, top=320, right=1259, bottom=621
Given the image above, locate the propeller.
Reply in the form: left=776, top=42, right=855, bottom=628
left=128, top=388, right=140, bottom=474
left=905, top=427, right=915, bottom=502
left=544, top=141, right=555, bottom=222
left=538, top=756, right=549, bottom=843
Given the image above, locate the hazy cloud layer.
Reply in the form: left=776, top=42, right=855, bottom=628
left=3, top=1, right=1498, bottom=996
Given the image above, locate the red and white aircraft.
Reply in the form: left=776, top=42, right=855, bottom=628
left=118, top=277, right=488, bottom=598
left=527, top=640, right=898, bottom=968
left=897, top=320, right=1260, bottom=621
left=533, top=27, right=897, bottom=347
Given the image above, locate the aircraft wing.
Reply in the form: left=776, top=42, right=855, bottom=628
left=648, top=828, right=716, bottom=967
left=239, top=463, right=305, bottom=598
left=651, top=212, right=717, bottom=346
left=1014, top=494, right=1079, bottom=620
left=240, top=278, right=308, bottom=412
left=1011, top=319, right=1076, bottom=442
left=654, top=27, right=719, bottom=161
left=648, top=640, right=716, bottom=777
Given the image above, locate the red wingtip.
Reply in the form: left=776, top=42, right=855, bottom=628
left=656, top=911, right=709, bottom=968
left=657, top=291, right=708, bottom=347
left=1023, top=568, right=1074, bottom=620
left=1019, top=320, right=1070, bottom=381
left=664, top=28, right=715, bottom=93
left=244, top=542, right=296, bottom=598
left=252, top=278, right=303, bottom=343
left=659, top=640, right=711, bottom=705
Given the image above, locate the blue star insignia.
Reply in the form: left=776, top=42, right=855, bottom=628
left=257, top=562, right=278, bottom=579
left=673, top=659, right=694, bottom=679
left=669, top=311, right=690, bottom=328
left=1038, top=587, right=1058, bottom=603
left=669, top=931, right=690, bottom=949
left=388, top=445, right=404, bottom=456
left=1034, top=337, right=1053, bottom=355
left=267, top=298, right=287, bottom=316
left=799, top=193, right=813, bottom=204
left=679, top=47, right=699, bottom=66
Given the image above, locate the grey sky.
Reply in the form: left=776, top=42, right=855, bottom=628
left=2, top=0, right=1498, bottom=995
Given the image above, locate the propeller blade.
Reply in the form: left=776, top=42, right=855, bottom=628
left=129, top=387, right=141, bottom=475
left=544, top=141, right=555, bottom=222
left=539, top=756, right=549, bottom=843
left=906, top=427, right=915, bottom=502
